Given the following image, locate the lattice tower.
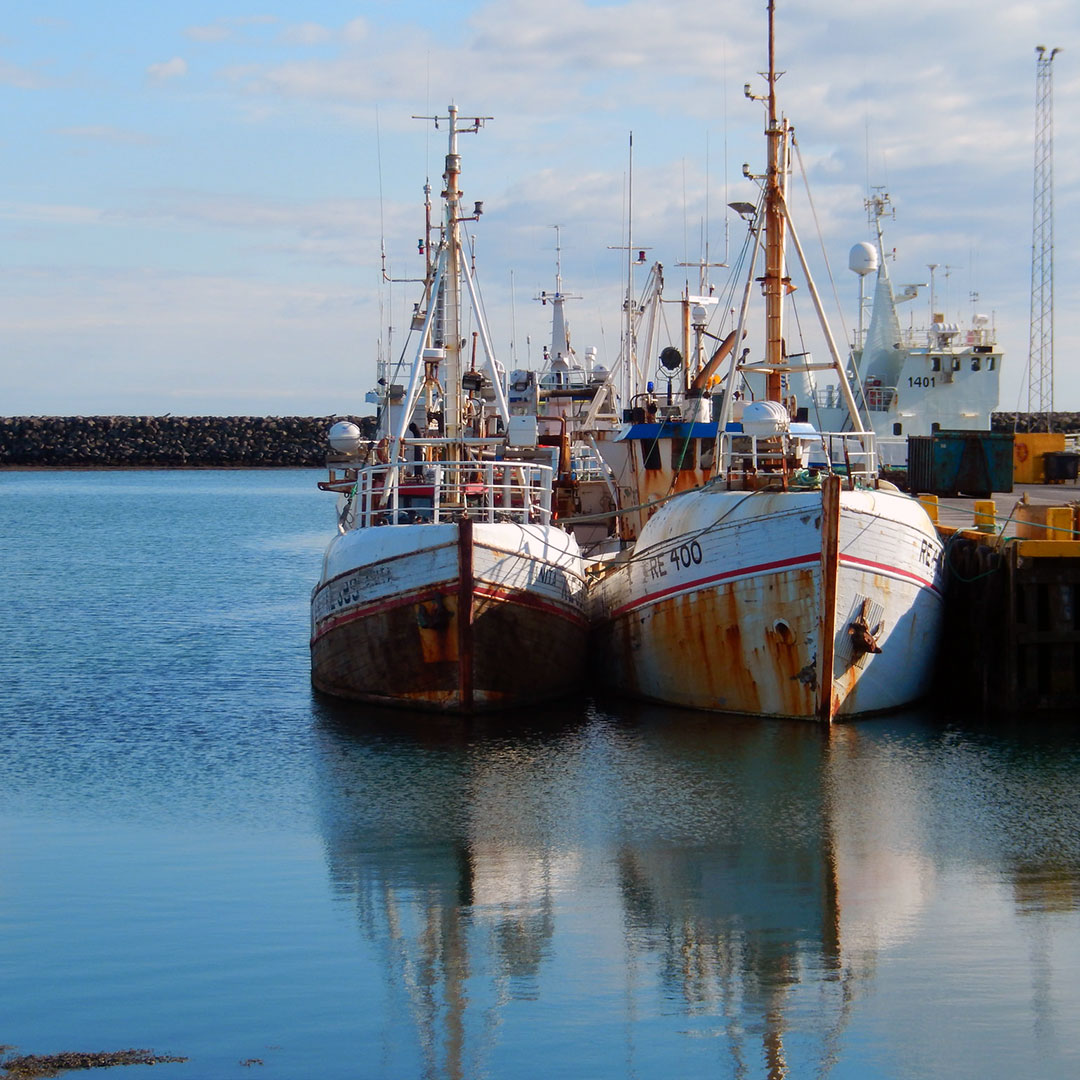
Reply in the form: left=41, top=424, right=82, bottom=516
left=1028, top=46, right=1060, bottom=418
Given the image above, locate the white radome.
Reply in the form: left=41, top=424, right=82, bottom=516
left=328, top=421, right=362, bottom=455
left=849, top=241, right=878, bottom=276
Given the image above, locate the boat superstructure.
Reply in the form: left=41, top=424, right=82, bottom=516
left=590, top=2, right=944, bottom=721
left=310, top=106, right=587, bottom=712
left=805, top=192, right=1002, bottom=467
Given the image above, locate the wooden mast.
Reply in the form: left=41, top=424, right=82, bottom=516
left=763, top=0, right=786, bottom=404
left=443, top=104, right=463, bottom=446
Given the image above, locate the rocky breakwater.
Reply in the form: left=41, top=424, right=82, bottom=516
left=992, top=412, right=1080, bottom=433
left=0, top=415, right=375, bottom=467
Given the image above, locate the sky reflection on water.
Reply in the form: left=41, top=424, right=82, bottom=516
left=1, top=470, right=1079, bottom=1079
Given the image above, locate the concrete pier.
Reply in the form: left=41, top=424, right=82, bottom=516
left=933, top=485, right=1080, bottom=714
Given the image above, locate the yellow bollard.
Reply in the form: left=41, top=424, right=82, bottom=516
left=918, top=494, right=939, bottom=524
left=1045, top=506, right=1073, bottom=540
left=974, top=500, right=996, bottom=534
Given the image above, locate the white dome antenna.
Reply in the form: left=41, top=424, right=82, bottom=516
left=849, top=242, right=878, bottom=276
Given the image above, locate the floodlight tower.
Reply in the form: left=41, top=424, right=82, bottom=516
left=1028, top=45, right=1060, bottom=424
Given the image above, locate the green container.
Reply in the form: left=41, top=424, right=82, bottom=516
left=907, top=430, right=1014, bottom=498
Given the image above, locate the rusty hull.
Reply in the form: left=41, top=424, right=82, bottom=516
left=312, top=585, right=588, bottom=712
left=312, top=520, right=588, bottom=713
left=591, top=484, right=944, bottom=720
left=597, top=564, right=822, bottom=717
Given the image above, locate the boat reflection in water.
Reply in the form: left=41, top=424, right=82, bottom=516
left=311, top=699, right=1080, bottom=1078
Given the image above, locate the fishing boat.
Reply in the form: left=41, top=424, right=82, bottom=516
left=523, top=231, right=627, bottom=555
left=806, top=191, right=1003, bottom=468
left=590, top=3, right=945, bottom=721
left=310, top=106, right=588, bottom=712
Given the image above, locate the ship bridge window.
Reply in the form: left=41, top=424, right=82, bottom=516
left=989, top=356, right=997, bottom=371
left=931, top=357, right=941, bottom=372
left=643, top=440, right=662, bottom=470
left=971, top=357, right=982, bottom=371
left=952, top=357, right=961, bottom=371
left=931, top=422, right=941, bottom=433
left=672, top=439, right=696, bottom=472
left=893, top=423, right=902, bottom=436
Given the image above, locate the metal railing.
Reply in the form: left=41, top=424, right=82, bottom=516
left=342, top=459, right=555, bottom=530
left=719, top=429, right=878, bottom=480
left=809, top=384, right=896, bottom=412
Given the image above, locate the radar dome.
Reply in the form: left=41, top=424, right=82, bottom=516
left=849, top=242, right=878, bottom=276
left=328, top=420, right=362, bottom=455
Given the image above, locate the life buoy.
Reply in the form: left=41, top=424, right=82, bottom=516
left=1016, top=442, right=1029, bottom=463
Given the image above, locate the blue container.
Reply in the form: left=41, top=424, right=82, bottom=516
left=907, top=431, right=1014, bottom=497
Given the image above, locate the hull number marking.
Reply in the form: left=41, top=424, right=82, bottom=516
left=647, top=541, right=704, bottom=582
left=669, top=541, right=703, bottom=571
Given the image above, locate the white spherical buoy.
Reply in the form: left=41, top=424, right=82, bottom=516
left=328, top=420, right=362, bottom=455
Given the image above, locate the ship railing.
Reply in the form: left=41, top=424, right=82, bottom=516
left=571, top=442, right=610, bottom=482
left=863, top=385, right=897, bottom=412
left=347, top=459, right=555, bottom=528
left=719, top=428, right=878, bottom=482
left=897, top=325, right=997, bottom=349
left=808, top=384, right=896, bottom=412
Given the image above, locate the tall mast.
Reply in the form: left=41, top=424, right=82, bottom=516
left=443, top=104, right=464, bottom=442
left=763, top=0, right=786, bottom=402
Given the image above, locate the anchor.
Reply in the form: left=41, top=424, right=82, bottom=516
left=848, top=597, right=883, bottom=656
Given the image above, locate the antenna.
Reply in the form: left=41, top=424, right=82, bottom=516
left=607, top=133, right=651, bottom=408
left=1028, top=44, right=1060, bottom=426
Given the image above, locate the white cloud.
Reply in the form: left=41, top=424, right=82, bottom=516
left=147, top=57, right=188, bottom=82
left=185, top=14, right=280, bottom=42
left=57, top=125, right=154, bottom=145
left=343, top=18, right=368, bottom=44
left=0, top=58, right=47, bottom=89
left=185, top=25, right=231, bottom=43
left=0, top=201, right=106, bottom=225
left=281, top=23, right=332, bottom=47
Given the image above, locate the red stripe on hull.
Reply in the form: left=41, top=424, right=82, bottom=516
left=610, top=552, right=941, bottom=621
left=838, top=554, right=941, bottom=595
left=610, top=552, right=819, bottom=619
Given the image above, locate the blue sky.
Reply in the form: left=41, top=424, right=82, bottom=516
left=2, top=1, right=1078, bottom=415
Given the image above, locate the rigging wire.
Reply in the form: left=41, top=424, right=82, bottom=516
left=791, top=133, right=852, bottom=360
left=791, top=133, right=870, bottom=436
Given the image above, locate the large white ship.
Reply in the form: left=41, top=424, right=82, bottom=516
left=803, top=192, right=1003, bottom=468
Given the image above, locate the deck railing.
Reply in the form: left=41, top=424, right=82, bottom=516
left=719, top=429, right=878, bottom=481
left=342, top=459, right=555, bottom=530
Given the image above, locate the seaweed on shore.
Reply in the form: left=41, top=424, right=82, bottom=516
left=0, top=1048, right=186, bottom=1078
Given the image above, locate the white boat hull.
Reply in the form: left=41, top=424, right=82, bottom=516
left=591, top=482, right=944, bottom=720
left=312, top=520, right=588, bottom=712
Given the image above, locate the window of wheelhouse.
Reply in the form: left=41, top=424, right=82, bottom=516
left=643, top=439, right=662, bottom=470
left=700, top=438, right=715, bottom=471
left=672, top=438, right=696, bottom=471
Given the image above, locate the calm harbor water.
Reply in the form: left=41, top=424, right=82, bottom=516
left=2, top=468, right=1079, bottom=1080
